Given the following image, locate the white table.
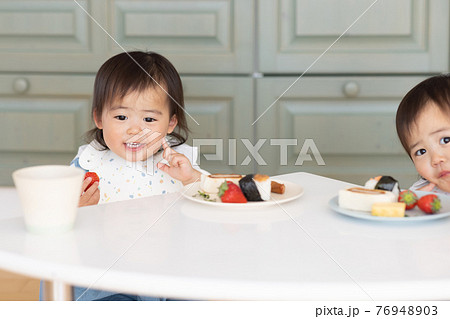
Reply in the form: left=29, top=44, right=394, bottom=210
left=1, top=172, right=450, bottom=300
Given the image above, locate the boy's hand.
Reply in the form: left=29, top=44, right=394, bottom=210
left=157, top=139, right=202, bottom=185
left=79, top=177, right=100, bottom=207
left=417, top=183, right=436, bottom=192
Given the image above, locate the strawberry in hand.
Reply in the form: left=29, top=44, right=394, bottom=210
left=219, top=181, right=247, bottom=203
left=84, top=172, right=99, bottom=190
left=398, top=190, right=418, bottom=210
left=417, top=194, right=441, bottom=214
left=79, top=171, right=100, bottom=207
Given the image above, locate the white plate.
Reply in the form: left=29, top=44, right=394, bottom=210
left=328, top=191, right=450, bottom=222
left=182, top=180, right=304, bottom=209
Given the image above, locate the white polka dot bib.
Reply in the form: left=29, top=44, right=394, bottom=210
left=76, top=141, right=199, bottom=204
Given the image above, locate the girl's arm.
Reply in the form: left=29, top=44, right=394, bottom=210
left=70, top=148, right=100, bottom=207
left=79, top=177, right=100, bottom=207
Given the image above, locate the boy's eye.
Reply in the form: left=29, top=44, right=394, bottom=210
left=144, top=117, right=156, bottom=123
left=440, top=137, right=450, bottom=144
left=115, top=115, right=127, bottom=121
left=414, top=148, right=426, bottom=156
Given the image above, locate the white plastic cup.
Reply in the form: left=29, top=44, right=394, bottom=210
left=12, top=165, right=85, bottom=235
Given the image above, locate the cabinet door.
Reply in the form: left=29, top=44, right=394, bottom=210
left=0, top=75, right=94, bottom=186
left=259, top=0, right=449, bottom=73
left=182, top=77, right=254, bottom=174
left=108, top=0, right=254, bottom=74
left=0, top=0, right=108, bottom=72
left=255, top=76, right=426, bottom=187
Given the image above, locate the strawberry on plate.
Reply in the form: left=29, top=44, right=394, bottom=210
left=84, top=172, right=99, bottom=190
left=218, top=181, right=247, bottom=203
left=398, top=190, right=418, bottom=210
left=417, top=194, right=441, bottom=214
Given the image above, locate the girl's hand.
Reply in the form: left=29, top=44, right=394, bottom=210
left=157, top=140, right=202, bottom=185
left=79, top=177, right=100, bottom=207
left=417, top=183, right=437, bottom=192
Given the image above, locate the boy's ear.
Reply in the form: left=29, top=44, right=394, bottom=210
left=93, top=112, right=103, bottom=129
left=167, top=115, right=178, bottom=134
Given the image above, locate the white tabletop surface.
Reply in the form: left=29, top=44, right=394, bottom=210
left=1, top=172, right=450, bottom=300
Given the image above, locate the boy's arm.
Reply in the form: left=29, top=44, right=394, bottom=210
left=417, top=183, right=437, bottom=192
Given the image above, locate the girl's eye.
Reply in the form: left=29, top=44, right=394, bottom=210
left=440, top=137, right=450, bottom=144
left=414, top=149, right=426, bottom=156
left=115, top=115, right=127, bottom=121
left=144, top=117, right=156, bottom=123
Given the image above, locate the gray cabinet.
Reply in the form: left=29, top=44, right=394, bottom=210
left=109, top=0, right=254, bottom=74
left=0, top=74, right=254, bottom=185
left=0, top=0, right=254, bottom=74
left=254, top=0, right=449, bottom=186
left=0, top=0, right=449, bottom=186
left=259, top=0, right=449, bottom=73
left=255, top=76, right=427, bottom=186
left=183, top=77, right=254, bottom=174
left=0, top=1, right=107, bottom=72
left=0, top=0, right=255, bottom=185
left=0, top=75, right=94, bottom=185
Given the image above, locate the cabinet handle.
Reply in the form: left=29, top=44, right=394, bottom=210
left=343, top=81, right=359, bottom=98
left=13, top=78, right=30, bottom=94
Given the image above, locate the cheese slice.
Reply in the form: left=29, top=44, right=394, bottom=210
left=371, top=202, right=406, bottom=218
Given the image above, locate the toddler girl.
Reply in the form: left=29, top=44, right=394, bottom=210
left=73, top=51, right=205, bottom=206
left=69, top=51, right=206, bottom=301
left=396, top=74, right=450, bottom=194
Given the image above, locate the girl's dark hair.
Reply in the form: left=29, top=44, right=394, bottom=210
left=396, top=74, right=450, bottom=156
left=86, top=51, right=189, bottom=149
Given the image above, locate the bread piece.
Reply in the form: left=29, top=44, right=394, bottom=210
left=371, top=202, right=406, bottom=217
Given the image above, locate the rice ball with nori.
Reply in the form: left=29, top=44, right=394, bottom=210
left=364, top=175, right=400, bottom=196
left=239, top=174, right=271, bottom=201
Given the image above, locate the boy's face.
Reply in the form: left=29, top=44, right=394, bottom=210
left=408, top=102, right=450, bottom=192
left=95, top=87, right=177, bottom=162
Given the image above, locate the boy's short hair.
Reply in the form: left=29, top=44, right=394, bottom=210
left=396, top=74, right=450, bottom=156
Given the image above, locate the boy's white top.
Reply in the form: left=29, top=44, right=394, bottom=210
left=410, top=177, right=450, bottom=195
left=72, top=140, right=207, bottom=204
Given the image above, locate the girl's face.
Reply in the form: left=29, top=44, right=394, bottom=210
left=408, top=102, right=450, bottom=192
left=94, top=87, right=177, bottom=162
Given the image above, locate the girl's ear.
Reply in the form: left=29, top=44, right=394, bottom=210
left=93, top=112, right=103, bottom=129
left=167, top=115, right=178, bottom=134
